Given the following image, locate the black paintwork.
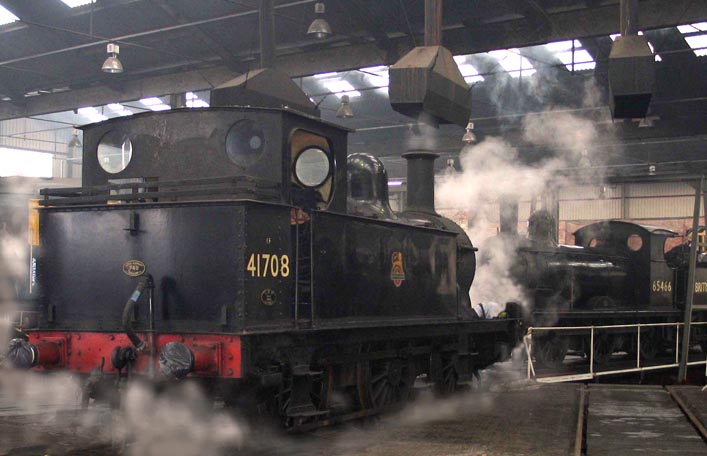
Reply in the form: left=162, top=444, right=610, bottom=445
left=31, top=106, right=517, bottom=391
left=517, top=220, right=707, bottom=326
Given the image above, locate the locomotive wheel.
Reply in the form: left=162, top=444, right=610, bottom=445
left=534, top=335, right=568, bottom=369
left=433, top=354, right=459, bottom=396
left=360, top=357, right=415, bottom=412
left=593, top=334, right=616, bottom=365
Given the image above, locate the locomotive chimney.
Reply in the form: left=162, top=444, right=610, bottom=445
left=403, top=150, right=438, bottom=214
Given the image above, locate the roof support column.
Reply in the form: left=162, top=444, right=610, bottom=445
left=424, top=0, right=442, bottom=46
left=260, top=0, right=275, bottom=68
left=620, top=0, right=639, bottom=36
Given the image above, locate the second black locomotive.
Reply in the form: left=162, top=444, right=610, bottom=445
left=514, top=210, right=707, bottom=366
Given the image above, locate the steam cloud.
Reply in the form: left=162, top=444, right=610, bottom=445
left=0, top=369, right=246, bottom=455
left=118, top=382, right=244, bottom=456
left=437, top=81, right=616, bottom=313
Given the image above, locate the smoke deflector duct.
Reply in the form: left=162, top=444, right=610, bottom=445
left=210, top=0, right=319, bottom=117
left=389, top=46, right=471, bottom=127
left=608, top=0, right=655, bottom=119
left=389, top=0, right=470, bottom=127
left=210, top=69, right=320, bottom=116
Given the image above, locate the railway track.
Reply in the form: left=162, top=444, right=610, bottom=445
left=575, top=384, right=707, bottom=455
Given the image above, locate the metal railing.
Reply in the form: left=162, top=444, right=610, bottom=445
left=525, top=321, right=707, bottom=383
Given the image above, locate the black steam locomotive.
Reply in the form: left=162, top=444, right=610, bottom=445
left=516, top=210, right=707, bottom=366
left=6, top=102, right=519, bottom=429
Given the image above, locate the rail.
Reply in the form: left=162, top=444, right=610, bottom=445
left=525, top=321, right=707, bottom=383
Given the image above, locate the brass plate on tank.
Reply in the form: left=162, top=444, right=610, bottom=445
left=123, top=260, right=146, bottom=277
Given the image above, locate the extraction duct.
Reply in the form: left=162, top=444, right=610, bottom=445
left=403, top=150, right=438, bottom=214
left=210, top=69, right=320, bottom=116
left=389, top=0, right=470, bottom=127
left=210, top=0, right=319, bottom=116
left=608, top=0, right=655, bottom=119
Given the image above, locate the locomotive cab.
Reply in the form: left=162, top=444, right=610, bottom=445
left=574, top=221, right=677, bottom=309
left=80, top=107, right=348, bottom=212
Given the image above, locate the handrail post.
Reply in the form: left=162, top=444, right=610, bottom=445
left=637, top=324, right=641, bottom=369
left=590, top=326, right=595, bottom=375
left=676, top=323, right=680, bottom=365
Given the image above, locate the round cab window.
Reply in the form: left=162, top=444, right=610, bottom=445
left=226, top=120, right=265, bottom=165
left=97, top=131, right=133, bottom=174
left=627, top=234, right=643, bottom=251
left=295, top=147, right=330, bottom=187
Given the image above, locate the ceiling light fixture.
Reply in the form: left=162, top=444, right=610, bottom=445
left=102, top=43, right=124, bottom=74
left=462, top=121, right=476, bottom=144
left=336, top=94, right=354, bottom=118
left=67, top=129, right=82, bottom=149
left=307, top=2, right=332, bottom=39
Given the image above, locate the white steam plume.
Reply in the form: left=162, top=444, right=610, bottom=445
left=438, top=107, right=615, bottom=312
left=118, top=382, right=245, bottom=456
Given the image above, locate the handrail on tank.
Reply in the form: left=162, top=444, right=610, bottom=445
left=524, top=321, right=707, bottom=383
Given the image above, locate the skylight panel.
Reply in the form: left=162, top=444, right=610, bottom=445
left=676, top=23, right=707, bottom=57
left=453, top=56, right=485, bottom=84
left=139, top=97, right=164, bottom=106
left=547, top=40, right=596, bottom=71
left=545, top=40, right=582, bottom=53
left=678, top=22, right=707, bottom=34
left=318, top=77, right=361, bottom=98
left=685, top=35, right=707, bottom=57
left=77, top=107, right=108, bottom=123
left=106, top=103, right=134, bottom=117
left=60, top=1, right=96, bottom=8
left=314, top=72, right=339, bottom=79
left=140, top=97, right=171, bottom=111
left=458, top=64, right=484, bottom=83
left=359, top=66, right=389, bottom=93
left=0, top=5, right=19, bottom=26
left=487, top=49, right=536, bottom=78
left=147, top=104, right=171, bottom=111
left=186, top=92, right=209, bottom=108
left=556, top=50, right=597, bottom=71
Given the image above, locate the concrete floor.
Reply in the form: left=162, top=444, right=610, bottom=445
left=1, top=364, right=706, bottom=456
